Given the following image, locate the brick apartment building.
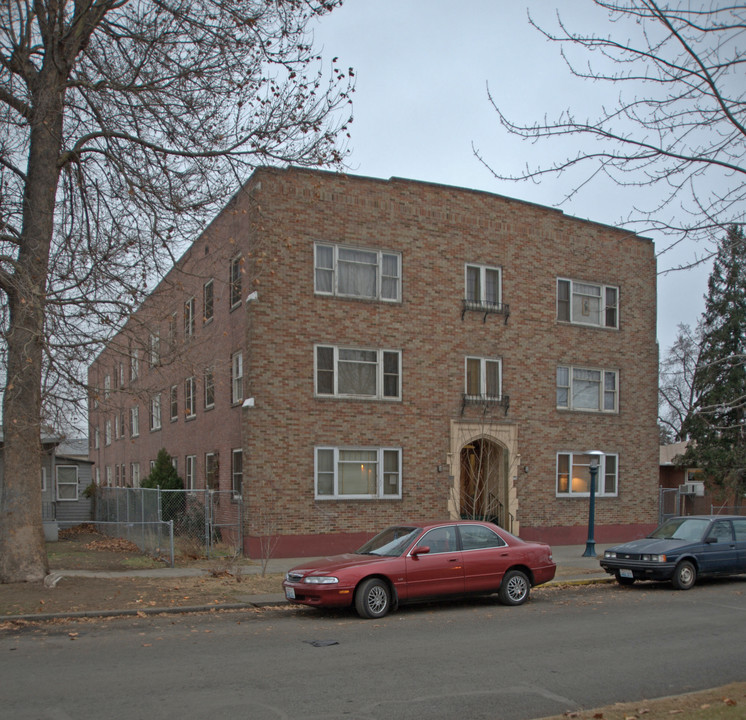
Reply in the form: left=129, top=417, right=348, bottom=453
left=88, top=166, right=659, bottom=556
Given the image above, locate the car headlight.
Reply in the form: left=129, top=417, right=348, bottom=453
left=303, top=576, right=339, bottom=584
left=604, top=551, right=616, bottom=559
left=641, top=554, right=667, bottom=562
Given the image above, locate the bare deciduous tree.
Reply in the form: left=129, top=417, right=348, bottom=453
left=476, top=1, right=745, bottom=267
left=659, top=323, right=702, bottom=442
left=0, top=0, right=353, bottom=583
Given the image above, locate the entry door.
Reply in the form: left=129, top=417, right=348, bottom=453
left=405, top=527, right=465, bottom=600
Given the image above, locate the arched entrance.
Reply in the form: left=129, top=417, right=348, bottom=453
left=459, top=438, right=506, bottom=526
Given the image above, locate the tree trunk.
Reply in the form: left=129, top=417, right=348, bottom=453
left=0, top=71, right=64, bottom=583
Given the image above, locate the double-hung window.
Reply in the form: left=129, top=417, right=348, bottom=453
left=465, top=357, right=502, bottom=400
left=316, top=345, right=401, bottom=400
left=314, top=243, right=401, bottom=302
left=185, top=455, right=196, bottom=492
left=204, top=367, right=215, bottom=409
left=185, top=377, right=196, bottom=418
left=557, top=365, right=618, bottom=412
left=150, top=394, right=162, bottom=430
left=465, top=264, right=502, bottom=309
left=170, top=385, right=178, bottom=421
left=231, top=352, right=243, bottom=404
left=184, top=297, right=195, bottom=337
left=130, top=348, right=139, bottom=382
left=130, top=406, right=139, bottom=437
left=56, top=466, right=78, bottom=501
left=131, top=462, right=140, bottom=488
left=203, top=280, right=214, bottom=323
left=149, top=332, right=160, bottom=367
left=232, top=449, right=243, bottom=497
left=557, top=452, right=618, bottom=497
left=230, top=256, right=242, bottom=308
left=557, top=279, right=618, bottom=328
left=315, top=447, right=402, bottom=499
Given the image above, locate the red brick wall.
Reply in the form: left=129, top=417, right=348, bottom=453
left=90, top=167, right=659, bottom=555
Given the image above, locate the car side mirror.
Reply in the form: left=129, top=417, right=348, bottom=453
left=705, top=536, right=717, bottom=544
left=411, top=546, right=430, bottom=557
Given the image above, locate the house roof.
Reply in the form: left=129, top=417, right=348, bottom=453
left=660, top=441, right=689, bottom=466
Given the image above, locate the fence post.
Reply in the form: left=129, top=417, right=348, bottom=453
left=157, top=486, right=162, bottom=552
left=168, top=519, right=175, bottom=568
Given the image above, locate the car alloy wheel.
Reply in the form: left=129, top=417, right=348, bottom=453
left=498, top=569, right=530, bottom=606
left=355, top=578, right=391, bottom=619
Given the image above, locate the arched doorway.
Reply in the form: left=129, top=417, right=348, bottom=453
left=459, top=438, right=506, bottom=526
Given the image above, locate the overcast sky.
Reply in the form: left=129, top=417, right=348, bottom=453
left=312, top=1, right=716, bottom=355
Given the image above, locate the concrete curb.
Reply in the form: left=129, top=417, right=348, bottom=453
left=0, top=576, right=613, bottom=624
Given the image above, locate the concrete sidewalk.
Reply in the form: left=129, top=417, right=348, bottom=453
left=49, top=543, right=614, bottom=613
left=0, top=544, right=613, bottom=623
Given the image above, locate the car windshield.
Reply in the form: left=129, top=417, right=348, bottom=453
left=650, top=518, right=710, bottom=542
left=357, top=526, right=421, bottom=557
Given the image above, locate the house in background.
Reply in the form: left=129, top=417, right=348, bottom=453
left=88, top=166, right=659, bottom=556
left=0, top=433, right=93, bottom=541
left=659, top=441, right=739, bottom=519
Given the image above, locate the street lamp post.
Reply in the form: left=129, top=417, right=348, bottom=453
left=583, top=452, right=603, bottom=558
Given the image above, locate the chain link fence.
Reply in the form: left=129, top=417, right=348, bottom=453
left=94, top=487, right=243, bottom=566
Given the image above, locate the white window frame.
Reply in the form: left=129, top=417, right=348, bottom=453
left=206, top=452, right=218, bottom=490
left=105, top=466, right=112, bottom=486
left=56, top=465, right=79, bottom=501
left=230, top=255, right=243, bottom=309
left=557, top=278, right=619, bottom=328
left=203, top=279, right=214, bottom=324
left=104, top=419, right=112, bottom=446
left=185, top=455, right=196, bottom=492
left=315, top=345, right=401, bottom=400
left=315, top=446, right=402, bottom=500
left=103, top=374, right=111, bottom=399
left=556, top=452, right=618, bottom=497
left=130, top=405, right=140, bottom=437
left=184, top=296, right=196, bottom=337
left=150, top=394, right=162, bottom=431
left=465, top=264, right=502, bottom=308
left=185, top=376, right=196, bottom=418
left=204, top=367, right=215, bottom=409
left=94, top=427, right=100, bottom=449
left=41, top=467, right=48, bottom=493
left=149, top=331, right=161, bottom=367
left=170, top=384, right=178, bottom=421
left=464, top=356, right=502, bottom=400
left=231, top=449, right=243, bottom=498
left=130, top=347, right=139, bottom=381
left=557, top=365, right=618, bottom=413
left=131, top=462, right=141, bottom=489
left=231, top=352, right=243, bottom=404
left=314, top=242, right=401, bottom=302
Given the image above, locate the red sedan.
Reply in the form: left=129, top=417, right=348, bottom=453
left=282, top=521, right=556, bottom=618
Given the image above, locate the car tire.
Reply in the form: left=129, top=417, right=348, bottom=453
left=355, top=578, right=391, bottom=619
left=671, top=560, right=697, bottom=590
left=615, top=572, right=636, bottom=586
left=498, top=569, right=530, bottom=606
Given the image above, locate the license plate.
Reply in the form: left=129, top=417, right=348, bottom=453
left=285, top=587, right=296, bottom=599
left=620, top=569, right=633, bottom=579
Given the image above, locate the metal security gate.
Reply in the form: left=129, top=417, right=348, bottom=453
left=659, top=487, right=681, bottom=524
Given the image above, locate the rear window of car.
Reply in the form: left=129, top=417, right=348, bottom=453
left=459, top=525, right=506, bottom=550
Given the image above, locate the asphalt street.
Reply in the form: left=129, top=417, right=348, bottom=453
left=2, top=578, right=746, bottom=720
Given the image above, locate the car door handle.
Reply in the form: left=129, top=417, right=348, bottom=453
left=448, top=558, right=458, bottom=562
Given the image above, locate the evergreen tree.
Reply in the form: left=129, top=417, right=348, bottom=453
left=141, top=449, right=184, bottom=491
left=682, top=226, right=746, bottom=508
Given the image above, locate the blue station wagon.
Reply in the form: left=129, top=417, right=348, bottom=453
left=600, top=515, right=746, bottom=590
